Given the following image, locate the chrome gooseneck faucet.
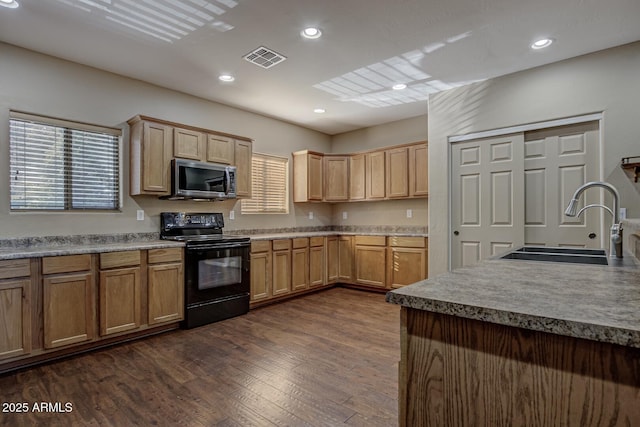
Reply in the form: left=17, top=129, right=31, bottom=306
left=564, top=181, right=623, bottom=258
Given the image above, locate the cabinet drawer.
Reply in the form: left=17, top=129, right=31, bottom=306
left=0, top=259, right=30, bottom=279
left=100, top=251, right=141, bottom=269
left=292, top=238, right=309, bottom=249
left=42, top=254, right=91, bottom=275
left=310, top=236, right=324, bottom=247
left=387, top=236, right=427, bottom=248
left=251, top=240, right=271, bottom=253
left=355, top=235, right=386, bottom=246
left=272, top=239, right=291, bottom=251
left=148, top=247, right=183, bottom=264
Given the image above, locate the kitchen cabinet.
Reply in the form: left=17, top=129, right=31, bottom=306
left=272, top=239, right=292, bottom=296
left=42, top=254, right=94, bottom=349
left=326, top=236, right=339, bottom=284
left=366, top=151, right=386, bottom=200
left=0, top=259, right=31, bottom=360
left=129, top=118, right=173, bottom=195
left=324, top=155, right=349, bottom=201
left=98, top=251, right=141, bottom=336
left=147, top=248, right=184, bottom=325
left=349, top=154, right=366, bottom=201
left=386, top=147, right=409, bottom=198
left=409, top=143, right=428, bottom=197
left=293, top=150, right=324, bottom=202
left=207, top=134, right=235, bottom=164
left=354, top=236, right=386, bottom=288
left=338, top=236, right=354, bottom=283
left=250, top=241, right=271, bottom=302
left=173, top=127, right=205, bottom=161
left=387, top=237, right=428, bottom=289
left=309, top=237, right=326, bottom=287
left=234, top=139, right=253, bottom=198
left=291, top=238, right=309, bottom=292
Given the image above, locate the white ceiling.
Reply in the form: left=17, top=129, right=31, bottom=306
left=1, top=0, right=639, bottom=135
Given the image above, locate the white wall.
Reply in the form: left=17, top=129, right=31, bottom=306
left=428, top=41, right=640, bottom=276
left=0, top=43, right=333, bottom=237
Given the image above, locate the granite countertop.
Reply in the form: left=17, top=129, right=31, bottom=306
left=248, top=231, right=429, bottom=241
left=386, top=253, right=640, bottom=348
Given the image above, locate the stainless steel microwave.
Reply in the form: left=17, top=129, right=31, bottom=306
left=167, top=158, right=237, bottom=200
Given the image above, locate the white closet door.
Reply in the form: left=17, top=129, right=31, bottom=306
left=451, top=134, right=525, bottom=269
left=523, top=122, right=601, bottom=248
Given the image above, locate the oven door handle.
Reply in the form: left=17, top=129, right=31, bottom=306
left=187, top=242, right=250, bottom=251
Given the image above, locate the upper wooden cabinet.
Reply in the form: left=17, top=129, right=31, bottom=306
left=174, top=127, right=205, bottom=161
left=292, top=141, right=426, bottom=203
left=207, top=134, right=235, bottom=164
left=324, top=155, right=349, bottom=201
left=128, top=115, right=253, bottom=198
left=293, top=150, right=324, bottom=202
left=129, top=119, right=173, bottom=195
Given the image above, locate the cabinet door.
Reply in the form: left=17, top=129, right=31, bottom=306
left=234, top=140, right=253, bottom=198
left=324, top=156, right=349, bottom=201
left=174, top=127, right=205, bottom=161
left=291, top=247, right=309, bottom=291
left=309, top=244, right=325, bottom=287
left=142, top=121, right=172, bottom=194
left=272, top=250, right=291, bottom=296
left=250, top=252, right=270, bottom=302
left=326, top=236, right=339, bottom=283
left=349, top=154, right=366, bottom=201
left=366, top=151, right=386, bottom=199
left=308, top=154, right=324, bottom=201
left=387, top=247, right=427, bottom=289
left=355, top=245, right=386, bottom=287
left=207, top=134, right=235, bottom=164
left=0, top=279, right=31, bottom=360
left=148, top=263, right=184, bottom=325
left=338, top=236, right=353, bottom=282
left=386, top=147, right=409, bottom=198
left=99, top=267, right=141, bottom=336
left=44, top=273, right=94, bottom=349
left=409, top=143, right=428, bottom=197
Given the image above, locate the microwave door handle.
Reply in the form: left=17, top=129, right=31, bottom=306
left=225, top=167, right=231, bottom=195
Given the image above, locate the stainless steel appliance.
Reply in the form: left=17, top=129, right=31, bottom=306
left=160, top=212, right=250, bottom=329
left=164, top=159, right=237, bottom=200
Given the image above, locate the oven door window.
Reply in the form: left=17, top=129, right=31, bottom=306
left=198, top=256, right=242, bottom=289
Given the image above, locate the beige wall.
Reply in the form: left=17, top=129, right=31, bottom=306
left=428, top=41, right=640, bottom=276
left=329, top=115, right=428, bottom=227
left=0, top=42, right=333, bottom=237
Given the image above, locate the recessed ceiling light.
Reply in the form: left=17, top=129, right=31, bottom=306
left=392, top=83, right=407, bottom=90
left=301, top=27, right=322, bottom=39
left=0, top=0, right=19, bottom=8
left=313, top=108, right=326, bottom=114
left=531, top=38, right=553, bottom=50
left=218, top=74, right=235, bottom=82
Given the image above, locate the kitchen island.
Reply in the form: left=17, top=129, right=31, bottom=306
left=386, top=253, right=640, bottom=426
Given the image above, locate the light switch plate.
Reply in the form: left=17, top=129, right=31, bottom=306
left=308, top=211, right=314, bottom=220
left=342, top=211, right=348, bottom=220
left=620, top=207, right=627, bottom=220
left=406, top=209, right=412, bottom=218
left=136, top=210, right=144, bottom=221
left=229, top=210, right=235, bottom=220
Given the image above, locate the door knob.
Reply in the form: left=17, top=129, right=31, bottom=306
left=453, top=230, right=459, bottom=236
left=588, top=232, right=597, bottom=239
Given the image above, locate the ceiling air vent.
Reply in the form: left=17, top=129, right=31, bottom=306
left=243, top=46, right=287, bottom=69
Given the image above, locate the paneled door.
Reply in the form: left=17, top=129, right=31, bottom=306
left=523, top=122, right=601, bottom=247
left=451, top=134, right=525, bottom=269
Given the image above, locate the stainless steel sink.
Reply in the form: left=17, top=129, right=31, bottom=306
left=501, top=246, right=608, bottom=265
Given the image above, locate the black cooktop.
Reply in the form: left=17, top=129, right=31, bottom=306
left=160, top=212, right=249, bottom=245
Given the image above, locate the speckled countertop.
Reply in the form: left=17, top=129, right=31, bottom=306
left=386, top=253, right=640, bottom=348
left=248, top=231, right=428, bottom=241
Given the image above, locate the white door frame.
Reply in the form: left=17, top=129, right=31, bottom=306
left=447, top=112, right=604, bottom=270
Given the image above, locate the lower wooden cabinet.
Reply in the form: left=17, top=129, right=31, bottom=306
left=326, top=236, right=339, bottom=284
left=0, top=278, right=31, bottom=360
left=147, top=248, right=184, bottom=325
left=291, top=238, right=309, bottom=292
left=354, top=236, right=387, bottom=288
left=338, top=236, right=354, bottom=282
left=99, top=251, right=141, bottom=336
left=387, top=237, right=428, bottom=288
left=309, top=237, right=325, bottom=287
left=250, top=241, right=271, bottom=302
left=272, top=239, right=292, bottom=296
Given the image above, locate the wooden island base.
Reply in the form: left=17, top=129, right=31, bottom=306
left=399, top=307, right=640, bottom=426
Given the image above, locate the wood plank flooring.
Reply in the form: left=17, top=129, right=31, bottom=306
left=0, top=288, right=400, bottom=426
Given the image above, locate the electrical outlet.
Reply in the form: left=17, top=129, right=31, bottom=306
left=229, top=210, right=235, bottom=220
left=342, top=211, right=348, bottom=220
left=406, top=209, right=412, bottom=218
left=620, top=207, right=627, bottom=220
left=136, top=210, right=144, bottom=221
left=308, top=211, right=314, bottom=220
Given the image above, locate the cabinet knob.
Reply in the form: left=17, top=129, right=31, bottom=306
left=453, top=230, right=459, bottom=236
left=588, top=232, right=597, bottom=239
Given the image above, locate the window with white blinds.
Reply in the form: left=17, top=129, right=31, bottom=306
left=9, top=111, right=121, bottom=211
left=241, top=152, right=289, bottom=214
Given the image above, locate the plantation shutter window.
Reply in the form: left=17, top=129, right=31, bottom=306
left=9, top=111, right=121, bottom=211
left=242, top=153, right=288, bottom=214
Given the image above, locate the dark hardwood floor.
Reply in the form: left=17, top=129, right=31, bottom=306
left=0, top=287, right=400, bottom=426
